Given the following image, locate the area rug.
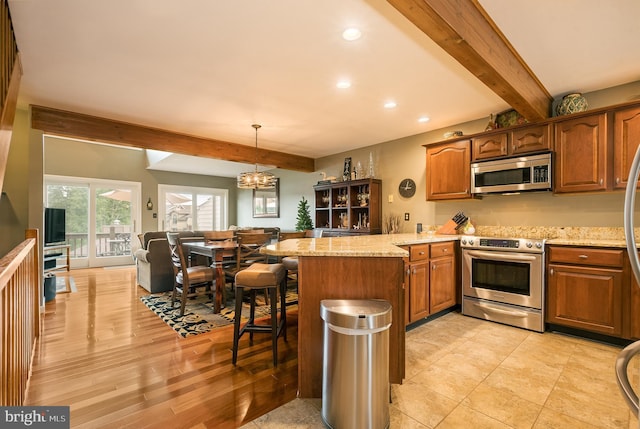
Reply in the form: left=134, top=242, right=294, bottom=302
left=140, top=287, right=298, bottom=337
left=55, top=276, right=75, bottom=293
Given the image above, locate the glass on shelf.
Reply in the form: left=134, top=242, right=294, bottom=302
left=356, top=185, right=369, bottom=207
left=321, top=190, right=330, bottom=207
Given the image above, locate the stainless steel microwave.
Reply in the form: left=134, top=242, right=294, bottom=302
left=470, top=153, right=552, bottom=194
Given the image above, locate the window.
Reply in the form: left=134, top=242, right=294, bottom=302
left=158, top=185, right=228, bottom=231
left=45, top=175, right=141, bottom=268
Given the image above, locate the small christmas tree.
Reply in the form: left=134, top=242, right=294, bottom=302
left=295, top=196, right=314, bottom=231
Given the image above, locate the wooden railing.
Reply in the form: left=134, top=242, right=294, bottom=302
left=0, top=0, right=18, bottom=113
left=0, top=0, right=21, bottom=196
left=0, top=229, right=40, bottom=406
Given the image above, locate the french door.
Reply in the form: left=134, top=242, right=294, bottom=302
left=44, top=175, right=141, bottom=268
left=158, top=184, right=228, bottom=231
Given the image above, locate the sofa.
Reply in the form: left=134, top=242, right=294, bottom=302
left=134, top=231, right=202, bottom=293
left=134, top=228, right=280, bottom=293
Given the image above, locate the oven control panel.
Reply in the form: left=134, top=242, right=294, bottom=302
left=460, top=236, right=545, bottom=253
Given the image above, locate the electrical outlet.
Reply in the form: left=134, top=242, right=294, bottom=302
left=388, top=194, right=394, bottom=203
left=404, top=212, right=410, bottom=221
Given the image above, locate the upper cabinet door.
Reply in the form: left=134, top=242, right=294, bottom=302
left=511, top=124, right=551, bottom=156
left=426, top=140, right=471, bottom=200
left=554, top=113, right=608, bottom=193
left=472, top=133, right=508, bottom=161
left=613, top=106, right=640, bottom=190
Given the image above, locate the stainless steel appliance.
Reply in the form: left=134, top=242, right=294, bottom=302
left=616, top=143, right=640, bottom=420
left=461, top=235, right=545, bottom=332
left=471, top=152, right=552, bottom=195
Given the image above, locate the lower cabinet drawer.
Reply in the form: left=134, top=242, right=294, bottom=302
left=409, top=244, right=429, bottom=261
left=548, top=246, right=624, bottom=267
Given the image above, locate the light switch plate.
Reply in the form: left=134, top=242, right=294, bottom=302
left=404, top=212, right=410, bottom=221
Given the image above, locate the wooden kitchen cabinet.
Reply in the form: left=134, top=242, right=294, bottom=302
left=472, top=132, right=508, bottom=160
left=613, top=105, right=640, bottom=190
left=511, top=123, right=552, bottom=156
left=547, top=246, right=625, bottom=337
left=403, top=241, right=456, bottom=325
left=404, top=243, right=429, bottom=324
left=472, top=124, right=551, bottom=161
left=426, top=140, right=471, bottom=200
left=429, top=242, right=456, bottom=314
left=553, top=112, right=608, bottom=193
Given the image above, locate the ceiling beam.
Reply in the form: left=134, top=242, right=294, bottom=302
left=387, top=0, right=552, bottom=122
left=30, top=105, right=315, bottom=173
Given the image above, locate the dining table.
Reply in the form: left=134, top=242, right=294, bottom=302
left=183, top=240, right=238, bottom=313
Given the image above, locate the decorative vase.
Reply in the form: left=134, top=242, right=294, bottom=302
left=556, top=93, right=588, bottom=116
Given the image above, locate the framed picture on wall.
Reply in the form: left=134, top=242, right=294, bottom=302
left=253, top=179, right=280, bottom=218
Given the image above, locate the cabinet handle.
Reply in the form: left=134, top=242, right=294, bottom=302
left=406, top=268, right=411, bottom=276
left=412, top=268, right=417, bottom=274
left=432, top=264, right=436, bottom=270
left=550, top=268, right=554, bottom=275
left=616, top=177, right=621, bottom=184
left=599, top=178, right=603, bottom=185
left=418, top=251, right=425, bottom=255
left=442, top=248, right=448, bottom=253
left=579, top=254, right=588, bottom=259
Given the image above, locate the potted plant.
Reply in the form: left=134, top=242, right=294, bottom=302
left=295, top=196, right=314, bottom=232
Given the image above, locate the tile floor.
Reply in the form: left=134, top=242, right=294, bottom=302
left=241, top=312, right=639, bottom=429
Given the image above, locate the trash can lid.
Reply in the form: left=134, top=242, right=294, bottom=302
left=320, top=299, right=392, bottom=330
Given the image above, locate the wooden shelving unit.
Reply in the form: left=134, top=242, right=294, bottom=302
left=313, top=178, right=381, bottom=235
left=44, top=244, right=70, bottom=273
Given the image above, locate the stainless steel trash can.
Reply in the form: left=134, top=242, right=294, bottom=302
left=320, top=299, right=392, bottom=429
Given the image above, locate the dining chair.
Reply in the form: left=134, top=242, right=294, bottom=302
left=279, top=231, right=306, bottom=241
left=203, top=230, right=237, bottom=268
left=305, top=228, right=323, bottom=238
left=167, top=232, right=216, bottom=316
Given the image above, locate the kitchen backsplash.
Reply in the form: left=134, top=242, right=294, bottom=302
left=471, top=226, right=640, bottom=241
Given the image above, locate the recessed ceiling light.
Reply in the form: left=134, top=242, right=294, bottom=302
left=336, top=80, right=351, bottom=89
left=418, top=116, right=430, bottom=123
left=384, top=101, right=397, bottom=109
left=342, top=28, right=362, bottom=41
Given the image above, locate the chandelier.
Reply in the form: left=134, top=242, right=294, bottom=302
left=237, top=124, right=277, bottom=189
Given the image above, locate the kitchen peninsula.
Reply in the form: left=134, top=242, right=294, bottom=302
left=262, top=233, right=458, bottom=398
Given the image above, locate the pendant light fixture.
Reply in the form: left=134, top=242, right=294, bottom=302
left=237, top=124, right=277, bottom=189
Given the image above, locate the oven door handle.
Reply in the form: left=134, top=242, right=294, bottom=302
left=465, top=249, right=538, bottom=262
left=476, top=301, right=529, bottom=318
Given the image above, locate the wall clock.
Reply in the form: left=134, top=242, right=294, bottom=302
left=398, top=178, right=416, bottom=198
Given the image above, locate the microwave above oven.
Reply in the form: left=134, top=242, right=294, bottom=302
left=471, top=152, right=552, bottom=194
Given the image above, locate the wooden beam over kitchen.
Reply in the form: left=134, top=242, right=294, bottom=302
left=387, top=0, right=552, bottom=122
left=30, top=105, right=316, bottom=173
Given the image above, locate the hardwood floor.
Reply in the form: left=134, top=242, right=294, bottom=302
left=25, top=267, right=298, bottom=428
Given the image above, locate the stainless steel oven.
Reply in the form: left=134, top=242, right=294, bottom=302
left=461, top=236, right=545, bottom=332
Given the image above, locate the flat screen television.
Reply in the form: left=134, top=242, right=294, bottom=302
left=44, top=207, right=66, bottom=245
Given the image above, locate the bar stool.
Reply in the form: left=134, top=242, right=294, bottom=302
left=281, top=256, right=299, bottom=291
left=233, top=263, right=287, bottom=366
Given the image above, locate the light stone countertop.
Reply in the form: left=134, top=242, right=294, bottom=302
left=262, top=227, right=640, bottom=257
left=262, top=233, right=459, bottom=257
left=545, top=238, right=630, bottom=248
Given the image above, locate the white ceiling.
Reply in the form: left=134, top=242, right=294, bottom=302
left=8, top=0, right=640, bottom=177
